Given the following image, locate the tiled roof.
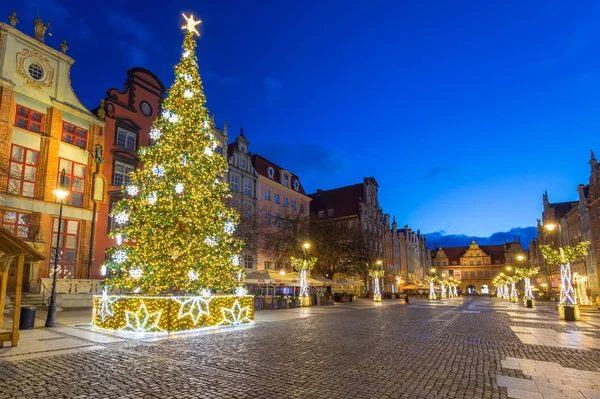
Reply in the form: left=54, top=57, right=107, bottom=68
left=549, top=201, right=578, bottom=219
left=432, top=244, right=507, bottom=264
left=309, top=183, right=364, bottom=218
left=251, top=154, right=306, bottom=195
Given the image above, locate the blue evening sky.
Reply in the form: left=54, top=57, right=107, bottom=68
left=14, top=0, right=600, bottom=238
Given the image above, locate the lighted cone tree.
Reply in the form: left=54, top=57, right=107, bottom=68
left=540, top=242, right=590, bottom=320
left=440, top=281, right=447, bottom=299
left=92, top=14, right=253, bottom=333
left=291, top=256, right=317, bottom=307
left=508, top=276, right=520, bottom=302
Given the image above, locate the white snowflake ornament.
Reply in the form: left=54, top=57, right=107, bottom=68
left=175, top=183, right=184, bottom=194
left=113, top=250, right=127, bottom=264
left=126, top=185, right=139, bottom=196
left=149, top=128, right=161, bottom=140
left=152, top=165, right=165, bottom=177
left=148, top=192, right=157, bottom=205
left=114, top=212, right=129, bottom=225
left=129, top=267, right=143, bottom=279
left=188, top=270, right=199, bottom=281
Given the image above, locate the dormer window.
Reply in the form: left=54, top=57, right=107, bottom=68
left=293, top=180, right=299, bottom=191
left=267, top=167, right=274, bottom=179
left=283, top=174, right=289, bottom=188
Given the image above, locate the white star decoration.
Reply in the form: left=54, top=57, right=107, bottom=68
left=174, top=296, right=211, bottom=324
left=114, top=212, right=129, bottom=224
left=224, top=221, right=235, bottom=234
left=96, top=290, right=115, bottom=322
left=122, top=302, right=164, bottom=333
left=182, top=13, right=202, bottom=36
left=149, top=128, right=161, bottom=140
left=113, top=250, right=127, bottom=264
left=204, top=237, right=218, bottom=246
left=126, top=185, right=138, bottom=196
left=235, top=286, right=247, bottom=297
left=218, top=300, right=252, bottom=326
left=129, top=267, right=143, bottom=279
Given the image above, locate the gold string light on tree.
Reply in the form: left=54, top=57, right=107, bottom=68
left=101, top=13, right=244, bottom=296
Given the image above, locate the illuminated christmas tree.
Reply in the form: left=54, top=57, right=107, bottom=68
left=102, top=15, right=243, bottom=295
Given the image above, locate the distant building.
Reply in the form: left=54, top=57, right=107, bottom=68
left=253, top=154, right=310, bottom=270
left=398, top=226, right=429, bottom=284
left=431, top=238, right=526, bottom=294
left=227, top=128, right=258, bottom=271
left=0, top=18, right=104, bottom=291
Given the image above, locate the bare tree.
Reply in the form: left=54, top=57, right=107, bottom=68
left=259, top=206, right=310, bottom=269
left=310, top=221, right=379, bottom=282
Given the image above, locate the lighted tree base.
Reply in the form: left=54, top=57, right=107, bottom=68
left=373, top=295, right=382, bottom=302
left=300, top=296, right=311, bottom=307
left=92, top=295, right=254, bottom=333
left=558, top=304, right=580, bottom=321
left=510, top=297, right=518, bottom=302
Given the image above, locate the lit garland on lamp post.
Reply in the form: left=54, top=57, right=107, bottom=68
left=93, top=14, right=253, bottom=333
left=424, top=274, right=439, bottom=300
left=573, top=273, right=592, bottom=306
left=369, top=261, right=384, bottom=302
left=540, top=242, right=590, bottom=321
left=291, top=245, right=317, bottom=307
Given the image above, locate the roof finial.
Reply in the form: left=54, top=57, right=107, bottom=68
left=33, top=10, right=51, bottom=43
left=240, top=127, right=245, bottom=137
left=60, top=39, right=69, bottom=54
left=8, top=11, right=18, bottom=27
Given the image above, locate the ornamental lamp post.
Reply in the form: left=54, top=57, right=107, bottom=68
left=45, top=169, right=69, bottom=328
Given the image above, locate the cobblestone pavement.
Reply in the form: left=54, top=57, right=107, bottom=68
left=1, top=297, right=600, bottom=399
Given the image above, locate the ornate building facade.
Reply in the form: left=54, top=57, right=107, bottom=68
left=0, top=17, right=104, bottom=291
left=93, top=68, right=165, bottom=278
left=227, top=128, right=258, bottom=271
left=431, top=238, right=527, bottom=294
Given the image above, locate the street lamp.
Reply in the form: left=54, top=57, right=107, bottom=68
left=45, top=169, right=69, bottom=328
left=544, top=223, right=557, bottom=232
left=430, top=267, right=436, bottom=274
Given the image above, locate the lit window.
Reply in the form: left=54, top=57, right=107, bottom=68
left=274, top=193, right=280, bottom=204
left=244, top=181, right=251, bottom=196
left=113, top=160, right=135, bottom=187
left=8, top=144, right=38, bottom=198
left=62, top=122, right=88, bottom=149
left=230, top=175, right=239, bottom=191
left=2, top=211, right=31, bottom=239
left=264, top=190, right=271, bottom=201
left=244, top=255, right=253, bottom=269
left=15, top=105, right=43, bottom=133
left=116, top=127, right=136, bottom=151
left=59, top=158, right=86, bottom=207
left=50, top=218, right=80, bottom=279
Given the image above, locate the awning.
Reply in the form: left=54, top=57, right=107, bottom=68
left=284, top=272, right=324, bottom=286
left=308, top=275, right=335, bottom=285
left=244, top=269, right=296, bottom=285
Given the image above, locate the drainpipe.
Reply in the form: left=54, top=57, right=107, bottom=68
left=87, top=144, right=104, bottom=279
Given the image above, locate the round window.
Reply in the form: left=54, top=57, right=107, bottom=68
left=140, top=101, right=152, bottom=117
left=28, top=63, right=44, bottom=81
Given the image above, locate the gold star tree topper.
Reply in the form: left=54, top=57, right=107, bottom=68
left=182, top=13, right=202, bottom=36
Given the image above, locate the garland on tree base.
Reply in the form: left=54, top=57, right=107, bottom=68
left=92, top=294, right=254, bottom=333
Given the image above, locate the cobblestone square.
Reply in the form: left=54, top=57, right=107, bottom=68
left=1, top=298, right=600, bottom=399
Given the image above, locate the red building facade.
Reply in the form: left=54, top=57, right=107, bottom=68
left=92, top=68, right=165, bottom=277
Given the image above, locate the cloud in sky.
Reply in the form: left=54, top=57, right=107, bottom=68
left=424, top=226, right=537, bottom=250
left=107, top=13, right=156, bottom=66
